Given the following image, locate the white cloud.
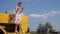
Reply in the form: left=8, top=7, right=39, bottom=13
left=29, top=14, right=47, bottom=18
left=48, top=11, right=57, bottom=16
left=29, top=10, right=60, bottom=19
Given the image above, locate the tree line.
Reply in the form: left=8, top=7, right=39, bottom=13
left=37, top=22, right=55, bottom=34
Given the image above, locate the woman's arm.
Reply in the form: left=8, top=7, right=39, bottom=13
left=21, top=8, right=24, bottom=13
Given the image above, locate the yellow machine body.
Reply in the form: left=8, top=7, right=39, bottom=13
left=0, top=13, right=30, bottom=34
left=0, top=13, right=10, bottom=23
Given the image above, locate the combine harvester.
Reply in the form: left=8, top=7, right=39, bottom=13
left=0, top=13, right=30, bottom=34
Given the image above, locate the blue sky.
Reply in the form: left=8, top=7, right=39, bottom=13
left=0, top=0, right=60, bottom=31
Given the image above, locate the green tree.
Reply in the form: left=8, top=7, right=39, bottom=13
left=45, top=22, right=53, bottom=32
left=45, top=22, right=56, bottom=32
left=37, top=22, right=56, bottom=33
left=37, top=23, right=42, bottom=33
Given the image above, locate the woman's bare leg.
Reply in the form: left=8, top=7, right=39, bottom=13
left=15, top=24, right=18, bottom=32
left=19, top=24, right=22, bottom=32
left=19, top=23, right=25, bottom=33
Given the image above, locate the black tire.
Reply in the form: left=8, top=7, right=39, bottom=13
left=0, top=29, right=4, bottom=34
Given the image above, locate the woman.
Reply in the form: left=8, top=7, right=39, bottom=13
left=14, top=2, right=24, bottom=33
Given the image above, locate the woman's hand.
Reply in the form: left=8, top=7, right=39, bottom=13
left=21, top=8, right=24, bottom=10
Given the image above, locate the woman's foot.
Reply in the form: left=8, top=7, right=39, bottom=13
left=15, top=31, right=18, bottom=33
left=20, top=30, right=25, bottom=34
left=22, top=30, right=25, bottom=34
